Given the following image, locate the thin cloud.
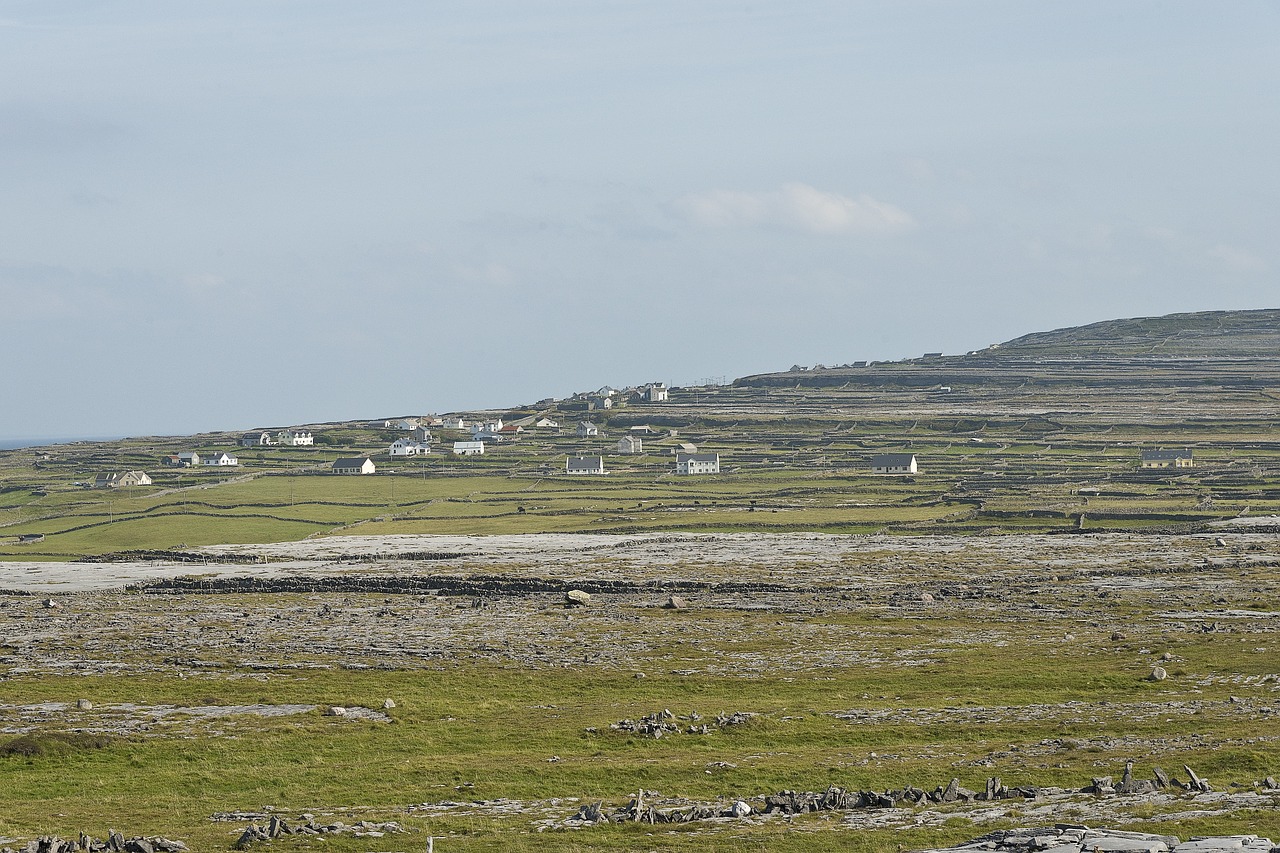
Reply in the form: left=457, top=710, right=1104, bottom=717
left=1208, top=243, right=1266, bottom=273
left=677, top=182, right=915, bottom=236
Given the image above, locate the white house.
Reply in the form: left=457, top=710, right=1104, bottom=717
left=567, top=455, right=606, bottom=475
left=676, top=452, right=719, bottom=475
left=871, top=453, right=917, bottom=475
left=617, top=436, right=643, bottom=454
left=94, top=471, right=153, bottom=489
left=396, top=418, right=420, bottom=431
left=534, top=417, right=559, bottom=429
left=576, top=422, right=600, bottom=438
left=643, top=383, right=669, bottom=402
left=202, top=451, right=239, bottom=467
left=452, top=440, right=486, bottom=456
left=173, top=451, right=201, bottom=467
left=471, top=419, right=503, bottom=436
left=239, top=431, right=272, bottom=447
left=332, top=457, right=376, bottom=475
left=277, top=429, right=314, bottom=446
left=1140, top=449, right=1194, bottom=469
left=441, top=416, right=466, bottom=430
left=390, top=438, right=431, bottom=457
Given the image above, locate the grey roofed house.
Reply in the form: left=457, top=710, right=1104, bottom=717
left=94, top=471, right=153, bottom=489
left=675, top=452, right=719, bottom=474
left=676, top=452, right=718, bottom=464
left=332, top=456, right=376, bottom=474
left=871, top=453, right=918, bottom=474
left=566, top=455, right=606, bottom=474
left=1141, top=448, right=1194, bottom=467
left=576, top=421, right=600, bottom=437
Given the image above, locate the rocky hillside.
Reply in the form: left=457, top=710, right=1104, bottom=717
left=735, top=308, right=1280, bottom=389
left=985, top=308, right=1280, bottom=359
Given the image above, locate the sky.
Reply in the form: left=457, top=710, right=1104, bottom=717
left=2, top=1, right=1277, bottom=440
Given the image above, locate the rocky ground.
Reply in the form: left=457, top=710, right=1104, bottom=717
left=3, top=530, right=1280, bottom=849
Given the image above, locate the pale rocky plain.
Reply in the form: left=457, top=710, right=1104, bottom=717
left=5, top=527, right=1280, bottom=850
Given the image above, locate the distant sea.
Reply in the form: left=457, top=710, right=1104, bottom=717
left=0, top=436, right=125, bottom=450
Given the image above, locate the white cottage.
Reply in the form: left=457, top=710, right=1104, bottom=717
left=870, top=453, right=917, bottom=475
left=642, top=383, right=669, bottom=402
left=202, top=451, right=239, bottom=467
left=390, top=439, right=431, bottom=457
left=452, top=441, right=486, bottom=456
left=675, top=452, right=719, bottom=475
left=567, top=456, right=606, bottom=475
left=277, top=429, right=314, bottom=446
left=94, top=471, right=153, bottom=489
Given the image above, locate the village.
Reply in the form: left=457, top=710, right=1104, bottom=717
left=81, top=378, right=1199, bottom=493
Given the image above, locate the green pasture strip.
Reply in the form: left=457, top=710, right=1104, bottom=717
left=3, top=659, right=1278, bottom=849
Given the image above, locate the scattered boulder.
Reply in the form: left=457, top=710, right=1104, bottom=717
left=382, top=699, right=395, bottom=709
left=323, top=706, right=347, bottom=717
left=661, top=595, right=689, bottom=610
left=1184, top=764, right=1212, bottom=792
left=76, top=699, right=93, bottom=710
left=565, top=589, right=592, bottom=607
left=1150, top=666, right=1168, bottom=681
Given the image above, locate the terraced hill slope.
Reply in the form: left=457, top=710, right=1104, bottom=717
left=988, top=308, right=1280, bottom=358
left=735, top=308, right=1280, bottom=390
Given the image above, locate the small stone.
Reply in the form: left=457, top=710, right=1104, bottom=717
left=42, top=598, right=59, bottom=609
left=920, top=592, right=935, bottom=603
left=728, top=800, right=752, bottom=817
left=1160, top=651, right=1174, bottom=661
left=324, top=706, right=348, bottom=717
left=565, top=589, right=592, bottom=607
left=77, top=699, right=93, bottom=710
left=1149, top=666, right=1168, bottom=681
left=633, top=672, right=646, bottom=679
left=662, top=595, right=689, bottom=610
left=1111, top=631, right=1127, bottom=641
left=382, top=698, right=395, bottom=709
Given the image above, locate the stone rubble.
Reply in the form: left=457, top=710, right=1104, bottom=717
left=558, top=762, right=1244, bottom=829
left=0, top=833, right=187, bottom=853
left=606, top=709, right=755, bottom=738
left=232, top=818, right=403, bottom=849
left=913, top=826, right=1279, bottom=853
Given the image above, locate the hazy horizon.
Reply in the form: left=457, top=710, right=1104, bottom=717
left=5, top=2, right=1277, bottom=440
